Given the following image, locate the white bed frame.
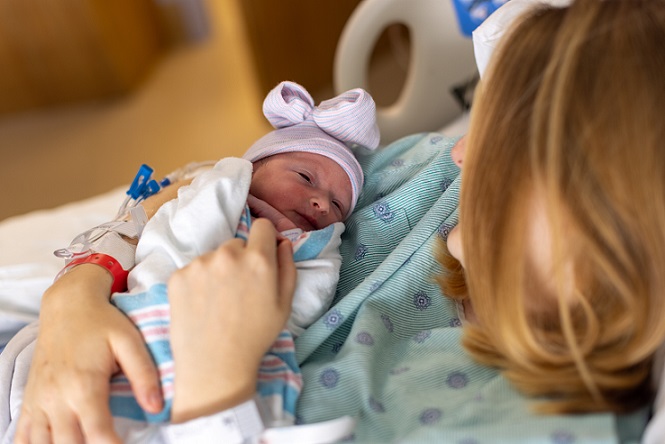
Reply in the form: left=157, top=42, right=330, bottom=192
left=334, top=0, right=476, bottom=143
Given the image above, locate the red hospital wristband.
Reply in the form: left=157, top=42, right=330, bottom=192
left=63, top=253, right=129, bottom=294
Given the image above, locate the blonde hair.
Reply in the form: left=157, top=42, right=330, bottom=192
left=438, top=0, right=665, bottom=413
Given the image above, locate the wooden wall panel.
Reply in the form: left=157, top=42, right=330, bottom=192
left=0, top=0, right=166, bottom=115
left=237, top=0, right=362, bottom=101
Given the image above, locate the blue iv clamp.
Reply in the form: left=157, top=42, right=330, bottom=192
left=115, top=160, right=217, bottom=220
left=116, top=164, right=170, bottom=219
left=127, top=164, right=164, bottom=200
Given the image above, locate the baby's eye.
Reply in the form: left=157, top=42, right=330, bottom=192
left=298, top=172, right=312, bottom=183
left=333, top=200, right=342, bottom=212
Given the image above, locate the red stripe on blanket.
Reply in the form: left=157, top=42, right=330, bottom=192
left=130, top=308, right=170, bottom=322
left=257, top=372, right=303, bottom=386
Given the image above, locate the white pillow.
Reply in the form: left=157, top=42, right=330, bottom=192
left=472, top=0, right=571, bottom=78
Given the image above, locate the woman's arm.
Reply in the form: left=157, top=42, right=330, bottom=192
left=15, top=266, right=161, bottom=444
left=15, top=179, right=192, bottom=444
left=140, top=178, right=192, bottom=220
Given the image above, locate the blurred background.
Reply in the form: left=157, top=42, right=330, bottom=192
left=0, top=0, right=408, bottom=221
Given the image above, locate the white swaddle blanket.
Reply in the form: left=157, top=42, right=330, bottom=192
left=120, top=157, right=344, bottom=335
left=109, top=157, right=344, bottom=424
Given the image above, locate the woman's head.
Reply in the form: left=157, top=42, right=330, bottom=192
left=440, top=0, right=665, bottom=413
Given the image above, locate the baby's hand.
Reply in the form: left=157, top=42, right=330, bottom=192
left=247, top=194, right=297, bottom=232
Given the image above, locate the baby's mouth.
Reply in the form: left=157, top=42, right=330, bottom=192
left=293, top=211, right=317, bottom=231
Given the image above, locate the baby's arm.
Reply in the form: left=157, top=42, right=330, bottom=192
left=247, top=194, right=297, bottom=232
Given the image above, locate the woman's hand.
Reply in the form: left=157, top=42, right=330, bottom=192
left=169, top=218, right=297, bottom=423
left=15, top=267, right=162, bottom=443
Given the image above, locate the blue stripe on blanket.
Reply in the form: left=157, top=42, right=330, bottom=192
left=257, top=380, right=301, bottom=419
left=113, top=284, right=174, bottom=369
left=293, top=224, right=335, bottom=262
left=256, top=330, right=302, bottom=419
left=112, top=284, right=176, bottom=422
left=112, top=285, right=169, bottom=311
left=235, top=205, right=252, bottom=241
left=109, top=395, right=173, bottom=423
left=132, top=317, right=169, bottom=329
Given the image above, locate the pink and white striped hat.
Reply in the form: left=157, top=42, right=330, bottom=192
left=243, top=81, right=380, bottom=217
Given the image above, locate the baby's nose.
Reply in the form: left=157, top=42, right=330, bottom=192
left=311, top=196, right=329, bottom=214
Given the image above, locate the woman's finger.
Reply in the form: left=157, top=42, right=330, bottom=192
left=246, top=218, right=279, bottom=254
left=276, top=237, right=297, bottom=310
left=49, top=409, right=85, bottom=444
left=14, top=410, right=31, bottom=444
left=28, top=409, right=52, bottom=444
left=75, top=382, right=122, bottom=444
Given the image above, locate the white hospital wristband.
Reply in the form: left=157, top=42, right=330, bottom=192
left=163, top=399, right=264, bottom=444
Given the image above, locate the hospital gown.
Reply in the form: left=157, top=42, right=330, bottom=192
left=292, top=133, right=647, bottom=443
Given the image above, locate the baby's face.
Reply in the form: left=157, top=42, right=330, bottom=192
left=250, top=152, right=352, bottom=231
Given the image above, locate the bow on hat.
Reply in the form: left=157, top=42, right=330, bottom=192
left=263, top=81, right=380, bottom=150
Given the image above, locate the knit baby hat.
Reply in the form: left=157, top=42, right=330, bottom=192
left=243, top=81, right=380, bottom=217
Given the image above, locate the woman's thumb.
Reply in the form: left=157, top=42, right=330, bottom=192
left=114, top=332, right=164, bottom=414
